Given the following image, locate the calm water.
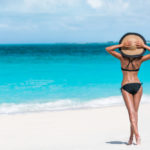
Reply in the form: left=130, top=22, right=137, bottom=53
left=0, top=43, right=150, bottom=113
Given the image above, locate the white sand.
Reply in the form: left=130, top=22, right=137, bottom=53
left=0, top=103, right=150, bottom=150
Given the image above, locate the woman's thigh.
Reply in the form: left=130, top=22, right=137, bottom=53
left=121, top=89, right=135, bottom=116
left=133, top=86, right=143, bottom=112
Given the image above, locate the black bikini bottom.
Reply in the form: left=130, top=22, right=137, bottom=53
left=120, top=82, right=143, bottom=95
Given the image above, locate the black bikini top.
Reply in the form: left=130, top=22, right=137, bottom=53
left=121, top=57, right=140, bottom=72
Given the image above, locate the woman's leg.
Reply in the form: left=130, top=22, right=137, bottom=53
left=121, top=88, right=140, bottom=144
left=133, top=86, right=143, bottom=144
left=126, top=86, right=143, bottom=145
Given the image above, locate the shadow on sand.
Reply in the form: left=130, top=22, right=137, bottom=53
left=106, top=141, right=136, bottom=145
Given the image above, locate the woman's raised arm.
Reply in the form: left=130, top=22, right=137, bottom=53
left=105, top=44, right=123, bottom=60
left=136, top=41, right=150, bottom=62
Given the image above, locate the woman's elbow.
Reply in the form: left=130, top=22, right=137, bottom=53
left=105, top=47, right=110, bottom=52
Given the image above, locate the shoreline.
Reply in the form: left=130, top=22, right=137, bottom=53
left=0, top=102, right=149, bottom=116
left=0, top=101, right=149, bottom=116
left=0, top=94, right=150, bottom=115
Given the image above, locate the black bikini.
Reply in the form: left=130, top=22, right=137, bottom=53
left=120, top=57, right=142, bottom=95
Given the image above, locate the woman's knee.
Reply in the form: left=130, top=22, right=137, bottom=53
left=129, top=111, right=136, bottom=123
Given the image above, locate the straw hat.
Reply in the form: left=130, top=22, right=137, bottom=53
left=119, top=32, right=146, bottom=58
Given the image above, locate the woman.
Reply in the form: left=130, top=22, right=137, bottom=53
left=105, top=34, right=150, bottom=145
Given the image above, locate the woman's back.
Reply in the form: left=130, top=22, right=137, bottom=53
left=121, top=57, right=141, bottom=71
left=120, top=57, right=142, bottom=85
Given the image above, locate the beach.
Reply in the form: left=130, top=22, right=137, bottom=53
left=0, top=44, right=149, bottom=149
left=1, top=0, right=150, bottom=149
left=0, top=103, right=150, bottom=150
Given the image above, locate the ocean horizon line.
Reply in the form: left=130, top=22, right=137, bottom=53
left=0, top=42, right=118, bottom=45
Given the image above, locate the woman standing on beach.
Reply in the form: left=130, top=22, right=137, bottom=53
left=105, top=33, right=150, bottom=145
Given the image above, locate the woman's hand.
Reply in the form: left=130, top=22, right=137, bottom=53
left=121, top=40, right=132, bottom=48
left=135, top=40, right=146, bottom=48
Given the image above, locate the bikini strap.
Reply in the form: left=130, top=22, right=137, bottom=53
left=126, top=57, right=137, bottom=69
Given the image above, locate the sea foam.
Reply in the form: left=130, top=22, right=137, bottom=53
left=0, top=94, right=150, bottom=114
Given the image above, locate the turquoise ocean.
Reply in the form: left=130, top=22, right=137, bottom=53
left=0, top=43, right=150, bottom=114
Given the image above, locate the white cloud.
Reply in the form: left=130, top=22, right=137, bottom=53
left=87, top=0, right=103, bottom=9
left=61, top=23, right=80, bottom=31
left=0, top=0, right=129, bottom=15
left=86, top=0, right=130, bottom=16
left=0, top=0, right=138, bottom=17
left=0, top=0, right=150, bottom=17
left=0, top=22, right=38, bottom=31
left=0, top=0, right=80, bottom=13
left=0, top=24, right=9, bottom=28
left=104, top=0, right=129, bottom=13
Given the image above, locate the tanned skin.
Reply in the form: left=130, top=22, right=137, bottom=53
left=105, top=40, right=150, bottom=145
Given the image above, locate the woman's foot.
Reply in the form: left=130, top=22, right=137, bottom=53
left=127, top=136, right=133, bottom=145
left=135, top=135, right=141, bottom=145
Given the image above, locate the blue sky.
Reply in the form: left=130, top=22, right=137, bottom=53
left=0, top=0, right=150, bottom=43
